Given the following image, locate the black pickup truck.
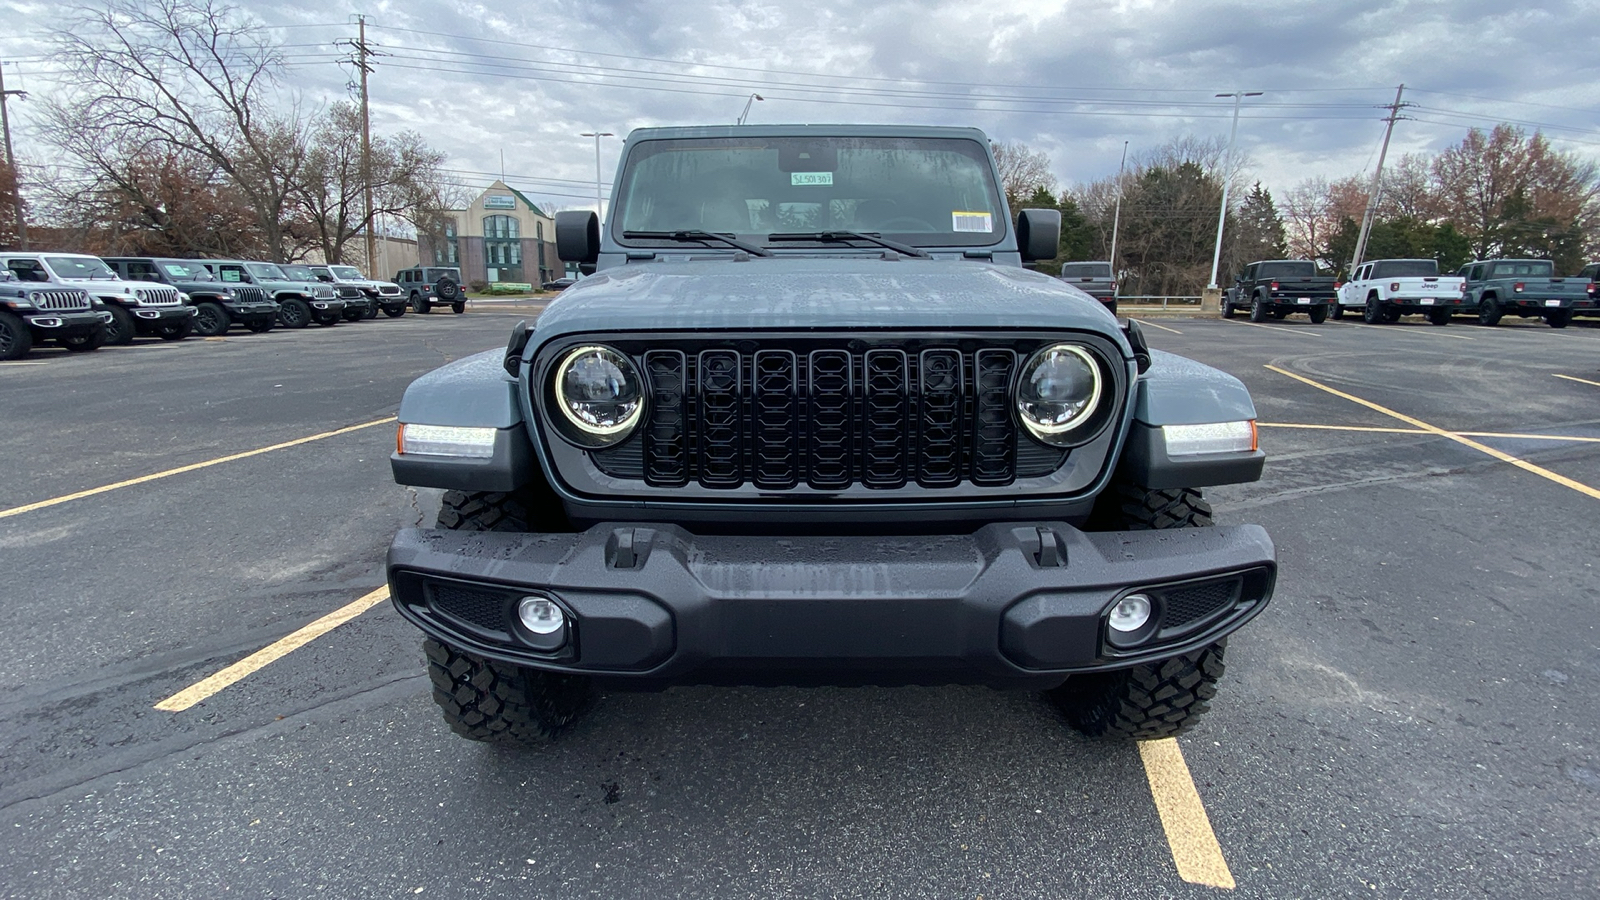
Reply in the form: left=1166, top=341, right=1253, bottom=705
left=1223, top=260, right=1336, bottom=323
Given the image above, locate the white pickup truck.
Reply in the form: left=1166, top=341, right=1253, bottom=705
left=1334, top=258, right=1467, bottom=326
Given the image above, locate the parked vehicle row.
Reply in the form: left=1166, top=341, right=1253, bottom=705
left=1207, top=257, right=1598, bottom=328
left=0, top=251, right=469, bottom=360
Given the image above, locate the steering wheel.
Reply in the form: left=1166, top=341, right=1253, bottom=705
left=874, top=216, right=938, bottom=232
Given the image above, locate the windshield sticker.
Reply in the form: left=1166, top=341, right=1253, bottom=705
left=791, top=172, right=834, bottom=186
left=952, top=211, right=993, bottom=233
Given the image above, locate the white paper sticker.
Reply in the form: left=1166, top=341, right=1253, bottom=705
left=791, top=172, right=833, bottom=186
left=952, top=211, right=993, bottom=233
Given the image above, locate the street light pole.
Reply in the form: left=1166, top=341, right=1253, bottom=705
left=1207, top=91, right=1262, bottom=290
left=579, top=131, right=614, bottom=221
left=0, top=61, right=28, bottom=250
left=1108, top=140, right=1128, bottom=284
left=736, top=93, right=764, bottom=126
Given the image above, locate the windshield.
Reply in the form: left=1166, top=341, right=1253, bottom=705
left=424, top=268, right=459, bottom=281
left=1258, top=261, right=1317, bottom=278
left=1060, top=263, right=1111, bottom=278
left=1371, top=260, right=1438, bottom=278
left=614, top=136, right=1005, bottom=249
left=158, top=260, right=211, bottom=280
left=1490, top=260, right=1554, bottom=278
left=331, top=266, right=365, bottom=280
left=44, top=256, right=118, bottom=280
left=280, top=264, right=316, bottom=281
left=246, top=263, right=288, bottom=280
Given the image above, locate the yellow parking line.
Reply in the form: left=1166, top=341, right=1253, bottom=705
left=0, top=417, right=396, bottom=521
left=1554, top=373, right=1600, bottom=388
left=155, top=587, right=390, bottom=711
left=1135, top=319, right=1184, bottom=335
left=1266, top=366, right=1600, bottom=501
left=1261, top=422, right=1600, bottom=443
left=1226, top=321, right=1322, bottom=338
left=1139, top=739, right=1235, bottom=889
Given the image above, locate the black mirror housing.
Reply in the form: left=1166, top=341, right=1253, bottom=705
left=556, top=210, right=601, bottom=263
left=1016, top=209, right=1061, bottom=262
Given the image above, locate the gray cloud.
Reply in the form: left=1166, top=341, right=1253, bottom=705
left=2, top=0, right=1596, bottom=213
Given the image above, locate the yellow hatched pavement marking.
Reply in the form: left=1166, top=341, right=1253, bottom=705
left=0, top=417, right=395, bottom=521
left=1554, top=373, right=1600, bottom=388
left=1139, top=739, right=1235, bottom=889
left=155, top=587, right=390, bottom=711
left=1265, top=366, right=1600, bottom=501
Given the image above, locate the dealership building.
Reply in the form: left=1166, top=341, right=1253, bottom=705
left=419, top=181, right=561, bottom=287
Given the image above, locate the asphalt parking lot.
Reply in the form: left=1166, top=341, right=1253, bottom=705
left=1, top=309, right=1597, bottom=898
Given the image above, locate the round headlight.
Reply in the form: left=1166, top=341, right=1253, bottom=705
left=1016, top=344, right=1103, bottom=444
left=553, top=345, right=644, bottom=446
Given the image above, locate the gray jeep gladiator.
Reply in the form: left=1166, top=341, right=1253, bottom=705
left=0, top=268, right=107, bottom=359
left=386, top=125, right=1276, bottom=746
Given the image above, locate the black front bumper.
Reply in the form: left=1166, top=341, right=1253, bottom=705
left=25, top=310, right=105, bottom=335
left=131, top=305, right=197, bottom=331
left=387, top=522, right=1276, bottom=687
left=224, top=300, right=280, bottom=319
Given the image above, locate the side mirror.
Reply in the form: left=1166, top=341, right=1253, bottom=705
left=578, top=262, right=597, bottom=276
left=556, top=210, right=600, bottom=264
left=1016, top=209, right=1060, bottom=263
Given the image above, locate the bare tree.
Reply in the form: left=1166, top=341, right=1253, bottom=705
left=0, top=156, right=21, bottom=249
left=294, top=102, right=453, bottom=265
left=48, top=0, right=310, bottom=261
left=992, top=141, right=1057, bottom=210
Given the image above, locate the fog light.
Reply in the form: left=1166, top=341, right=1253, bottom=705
left=1108, top=594, right=1153, bottom=633
left=517, top=595, right=568, bottom=651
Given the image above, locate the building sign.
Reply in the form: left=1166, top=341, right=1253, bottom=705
left=484, top=194, right=516, bottom=209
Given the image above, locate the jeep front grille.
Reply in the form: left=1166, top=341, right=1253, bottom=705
left=378, top=285, right=401, bottom=296
left=337, top=285, right=364, bottom=299
left=134, top=286, right=182, bottom=306
left=34, top=290, right=90, bottom=311
left=232, top=287, right=270, bottom=304
left=587, top=341, right=1075, bottom=491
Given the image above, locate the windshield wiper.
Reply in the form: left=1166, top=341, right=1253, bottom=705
left=622, top=230, right=773, bottom=257
left=767, top=231, right=932, bottom=259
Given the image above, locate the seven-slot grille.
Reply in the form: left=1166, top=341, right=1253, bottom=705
left=589, top=342, right=1081, bottom=491
left=232, top=286, right=271, bottom=304
left=378, top=285, right=401, bottom=296
left=34, top=290, right=90, bottom=311
left=134, top=286, right=183, bottom=306
left=337, top=285, right=364, bottom=299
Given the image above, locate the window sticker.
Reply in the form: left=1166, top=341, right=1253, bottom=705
left=952, top=211, right=993, bottom=233
left=791, top=172, right=834, bottom=186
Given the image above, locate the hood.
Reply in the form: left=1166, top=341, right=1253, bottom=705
left=533, top=257, right=1122, bottom=344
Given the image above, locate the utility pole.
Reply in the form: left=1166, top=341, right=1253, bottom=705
left=579, top=132, right=613, bottom=221
left=1208, top=91, right=1262, bottom=290
left=1108, top=140, right=1128, bottom=287
left=0, top=62, right=28, bottom=250
left=339, top=20, right=381, bottom=271
left=1349, top=84, right=1408, bottom=274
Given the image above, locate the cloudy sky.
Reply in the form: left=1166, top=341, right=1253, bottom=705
left=3, top=0, right=1598, bottom=216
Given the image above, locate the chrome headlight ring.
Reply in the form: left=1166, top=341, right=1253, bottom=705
left=550, top=344, right=645, bottom=448
left=1015, top=343, right=1106, bottom=447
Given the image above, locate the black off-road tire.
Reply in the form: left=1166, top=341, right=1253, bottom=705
left=363, top=301, right=379, bottom=319
left=1051, top=641, right=1227, bottom=740
left=1546, top=309, right=1572, bottom=329
left=1363, top=294, right=1384, bottom=324
left=1221, top=299, right=1235, bottom=319
left=342, top=307, right=365, bottom=322
left=424, top=638, right=596, bottom=746
left=1427, top=309, right=1451, bottom=326
left=1248, top=295, right=1268, bottom=322
left=0, top=309, right=32, bottom=360
left=246, top=317, right=274, bottom=333
left=1331, top=302, right=1345, bottom=320
left=1308, top=304, right=1328, bottom=324
left=278, top=297, right=312, bottom=328
left=1478, top=297, right=1502, bottom=326
left=1384, top=307, right=1402, bottom=323
left=451, top=301, right=466, bottom=314
left=436, top=487, right=571, bottom=534
left=104, top=304, right=138, bottom=345
left=193, top=302, right=230, bottom=336
left=1092, top=483, right=1214, bottom=531
left=383, top=305, right=406, bottom=318
left=61, top=327, right=107, bottom=352
left=411, top=293, right=429, bottom=314
left=156, top=316, right=194, bottom=341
